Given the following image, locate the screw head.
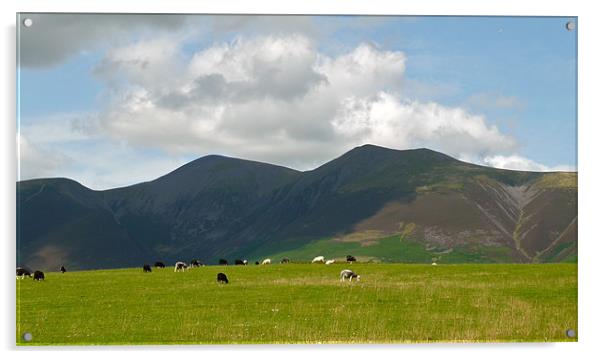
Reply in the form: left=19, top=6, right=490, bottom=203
left=22, top=332, right=32, bottom=341
left=565, top=21, right=575, bottom=31
left=566, top=329, right=576, bottom=338
left=22, top=18, right=33, bottom=28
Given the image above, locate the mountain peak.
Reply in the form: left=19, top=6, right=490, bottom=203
left=341, top=144, right=456, bottom=164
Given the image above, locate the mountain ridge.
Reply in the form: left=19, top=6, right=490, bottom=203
left=17, top=145, right=577, bottom=270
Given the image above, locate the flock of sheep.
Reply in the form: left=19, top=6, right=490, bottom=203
left=15, top=255, right=362, bottom=284
left=16, top=265, right=68, bottom=280
left=151, top=255, right=361, bottom=283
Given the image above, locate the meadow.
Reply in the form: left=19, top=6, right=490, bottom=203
left=16, top=263, right=577, bottom=345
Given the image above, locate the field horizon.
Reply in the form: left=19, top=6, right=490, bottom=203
left=17, top=262, right=577, bottom=345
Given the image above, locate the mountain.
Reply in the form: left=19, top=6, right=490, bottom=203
left=17, top=145, right=577, bottom=270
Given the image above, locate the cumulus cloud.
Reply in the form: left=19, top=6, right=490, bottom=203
left=18, top=14, right=323, bottom=69
left=483, top=155, right=574, bottom=172
left=89, top=34, right=524, bottom=171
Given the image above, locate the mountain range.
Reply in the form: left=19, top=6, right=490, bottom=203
left=17, top=145, right=577, bottom=270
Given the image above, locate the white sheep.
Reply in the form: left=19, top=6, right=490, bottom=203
left=325, top=259, right=335, bottom=265
left=261, top=258, right=271, bottom=265
left=174, top=261, right=188, bottom=272
left=340, top=269, right=360, bottom=281
left=312, top=256, right=325, bottom=263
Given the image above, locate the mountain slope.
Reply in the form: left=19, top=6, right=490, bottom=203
left=17, top=145, right=577, bottom=270
left=17, top=179, right=147, bottom=270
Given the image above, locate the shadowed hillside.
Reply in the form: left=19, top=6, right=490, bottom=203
left=17, top=145, right=577, bottom=270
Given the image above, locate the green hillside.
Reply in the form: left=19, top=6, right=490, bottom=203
left=17, top=263, right=577, bottom=344
left=252, top=235, right=517, bottom=264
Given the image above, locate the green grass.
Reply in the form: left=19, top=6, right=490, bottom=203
left=260, top=236, right=515, bottom=264
left=534, top=172, right=578, bottom=189
left=16, top=263, right=576, bottom=345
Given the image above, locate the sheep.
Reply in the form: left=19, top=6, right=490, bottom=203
left=217, top=272, right=229, bottom=284
left=60, top=265, right=66, bottom=273
left=190, top=259, right=201, bottom=268
left=340, top=269, right=360, bottom=282
left=174, top=261, right=188, bottom=272
left=154, top=261, right=166, bottom=268
left=432, top=262, right=438, bottom=266
left=16, top=267, right=31, bottom=279
left=346, top=255, right=357, bottom=263
left=325, top=259, right=335, bottom=265
left=219, top=258, right=229, bottom=265
left=33, top=270, right=45, bottom=281
left=255, top=261, right=260, bottom=265
left=261, top=258, right=271, bottom=265
left=143, top=264, right=152, bottom=273
left=234, top=259, right=245, bottom=265
left=312, top=256, right=325, bottom=263
left=280, top=258, right=290, bottom=264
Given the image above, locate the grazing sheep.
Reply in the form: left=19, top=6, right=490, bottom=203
left=154, top=261, right=166, bottom=268
left=16, top=267, right=31, bottom=279
left=234, top=259, right=245, bottom=265
left=217, top=272, right=229, bottom=284
left=143, top=264, right=152, bottom=272
left=325, top=259, right=335, bottom=265
left=312, top=256, right=325, bottom=263
left=432, top=262, right=438, bottom=266
left=280, top=258, right=290, bottom=264
left=219, top=258, right=229, bottom=265
left=243, top=260, right=248, bottom=265
left=60, top=265, right=66, bottom=273
left=261, top=258, right=271, bottom=265
left=174, top=261, right=188, bottom=272
left=255, top=261, right=260, bottom=265
left=346, top=255, right=357, bottom=263
left=190, top=259, right=201, bottom=268
left=33, top=270, right=45, bottom=281
left=340, top=269, right=360, bottom=282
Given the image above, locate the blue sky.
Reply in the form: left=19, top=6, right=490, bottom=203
left=17, top=15, right=577, bottom=189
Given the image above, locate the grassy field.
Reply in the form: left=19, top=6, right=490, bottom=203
left=254, top=235, right=518, bottom=264
left=16, top=263, right=577, bottom=345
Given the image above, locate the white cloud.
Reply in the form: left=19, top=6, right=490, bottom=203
left=18, top=134, right=71, bottom=181
left=332, top=93, right=517, bottom=160
left=90, top=34, right=523, bottom=172
left=483, top=154, right=574, bottom=172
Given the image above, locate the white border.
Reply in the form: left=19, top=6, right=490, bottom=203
left=2, top=1, right=600, bottom=358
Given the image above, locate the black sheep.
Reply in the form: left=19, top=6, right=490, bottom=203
left=143, top=264, right=152, bottom=273
left=60, top=265, right=66, bottom=273
left=33, top=270, right=45, bottom=281
left=346, top=255, right=357, bottom=263
left=16, top=267, right=31, bottom=278
left=217, top=272, right=229, bottom=284
left=218, top=258, right=228, bottom=265
left=234, top=259, right=245, bottom=265
left=154, top=261, right=166, bottom=268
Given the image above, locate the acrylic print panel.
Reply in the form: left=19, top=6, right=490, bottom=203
left=16, top=13, right=577, bottom=345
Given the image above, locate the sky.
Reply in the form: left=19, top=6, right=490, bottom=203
left=17, top=14, right=577, bottom=190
